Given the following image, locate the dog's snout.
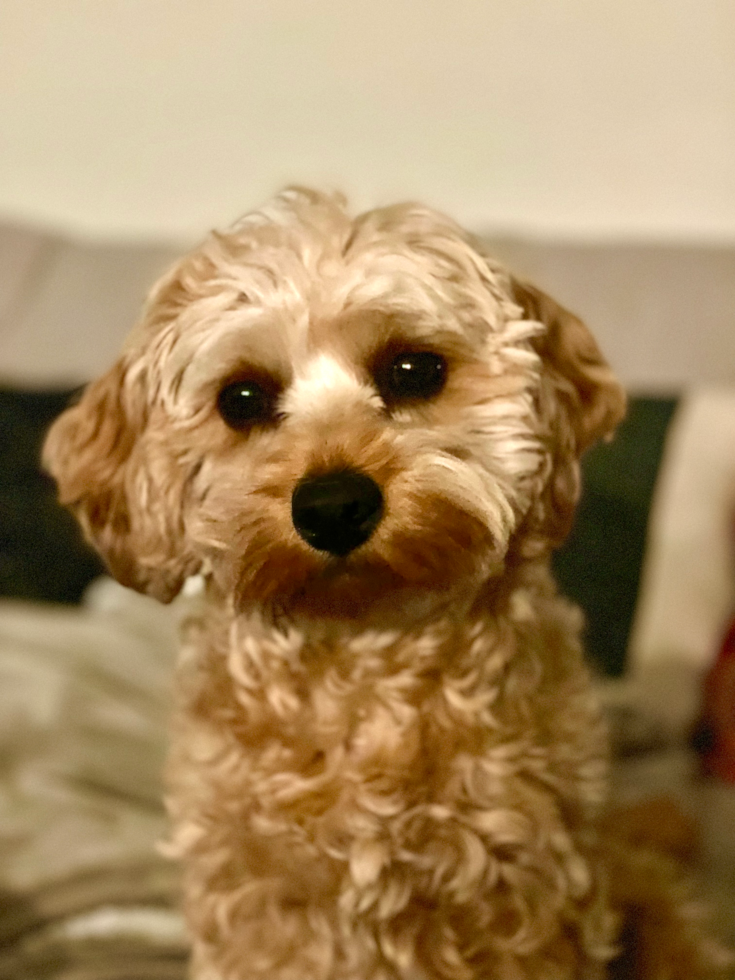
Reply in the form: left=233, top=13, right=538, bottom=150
left=291, top=470, right=383, bottom=556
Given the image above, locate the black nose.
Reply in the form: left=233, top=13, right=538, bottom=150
left=291, top=469, right=383, bottom=556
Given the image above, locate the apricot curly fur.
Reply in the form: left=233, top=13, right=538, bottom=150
left=45, top=188, right=731, bottom=980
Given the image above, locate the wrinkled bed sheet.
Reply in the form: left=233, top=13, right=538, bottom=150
left=0, top=580, right=186, bottom=979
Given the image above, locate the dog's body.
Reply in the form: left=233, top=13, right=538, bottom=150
left=45, top=190, right=729, bottom=979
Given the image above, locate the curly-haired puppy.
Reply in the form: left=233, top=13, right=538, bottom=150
left=44, top=190, right=730, bottom=980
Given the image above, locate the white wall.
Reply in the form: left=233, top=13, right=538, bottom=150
left=0, top=0, right=733, bottom=241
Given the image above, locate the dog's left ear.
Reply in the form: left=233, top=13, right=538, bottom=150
left=512, top=278, right=626, bottom=453
left=511, top=278, right=627, bottom=550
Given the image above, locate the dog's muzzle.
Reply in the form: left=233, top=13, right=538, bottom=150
left=291, top=469, right=383, bottom=556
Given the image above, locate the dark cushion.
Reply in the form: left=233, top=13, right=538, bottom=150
left=554, top=397, right=678, bottom=676
left=0, top=388, right=104, bottom=604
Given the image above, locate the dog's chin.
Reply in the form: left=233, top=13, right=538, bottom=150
left=277, top=561, right=454, bottom=623
left=231, top=532, right=503, bottom=627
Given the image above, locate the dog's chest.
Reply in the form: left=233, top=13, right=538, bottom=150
left=177, top=604, right=607, bottom=864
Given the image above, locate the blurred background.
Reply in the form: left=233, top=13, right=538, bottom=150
left=1, top=0, right=733, bottom=388
left=1, top=2, right=734, bottom=974
left=1, top=0, right=733, bottom=242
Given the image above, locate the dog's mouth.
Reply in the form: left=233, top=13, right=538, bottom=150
left=232, top=543, right=417, bottom=623
left=229, top=477, right=499, bottom=622
left=277, top=559, right=411, bottom=621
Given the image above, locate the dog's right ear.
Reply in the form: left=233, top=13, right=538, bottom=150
left=43, top=360, right=197, bottom=602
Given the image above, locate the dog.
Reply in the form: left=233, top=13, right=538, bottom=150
left=44, top=188, right=731, bottom=980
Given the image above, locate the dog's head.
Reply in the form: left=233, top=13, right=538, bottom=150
left=44, top=189, right=625, bottom=620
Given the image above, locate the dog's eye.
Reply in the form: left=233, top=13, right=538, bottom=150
left=217, top=379, right=277, bottom=430
left=383, top=351, right=447, bottom=403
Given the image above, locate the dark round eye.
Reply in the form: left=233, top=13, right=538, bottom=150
left=217, top=379, right=277, bottom=430
left=384, top=350, right=447, bottom=403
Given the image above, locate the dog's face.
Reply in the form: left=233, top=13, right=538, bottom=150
left=44, top=189, right=625, bottom=621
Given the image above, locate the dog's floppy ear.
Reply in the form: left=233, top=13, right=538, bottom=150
left=513, top=278, right=626, bottom=453
left=511, top=278, right=627, bottom=550
left=43, top=359, right=198, bottom=602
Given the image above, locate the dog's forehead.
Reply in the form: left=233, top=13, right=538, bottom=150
left=153, top=204, right=529, bottom=409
